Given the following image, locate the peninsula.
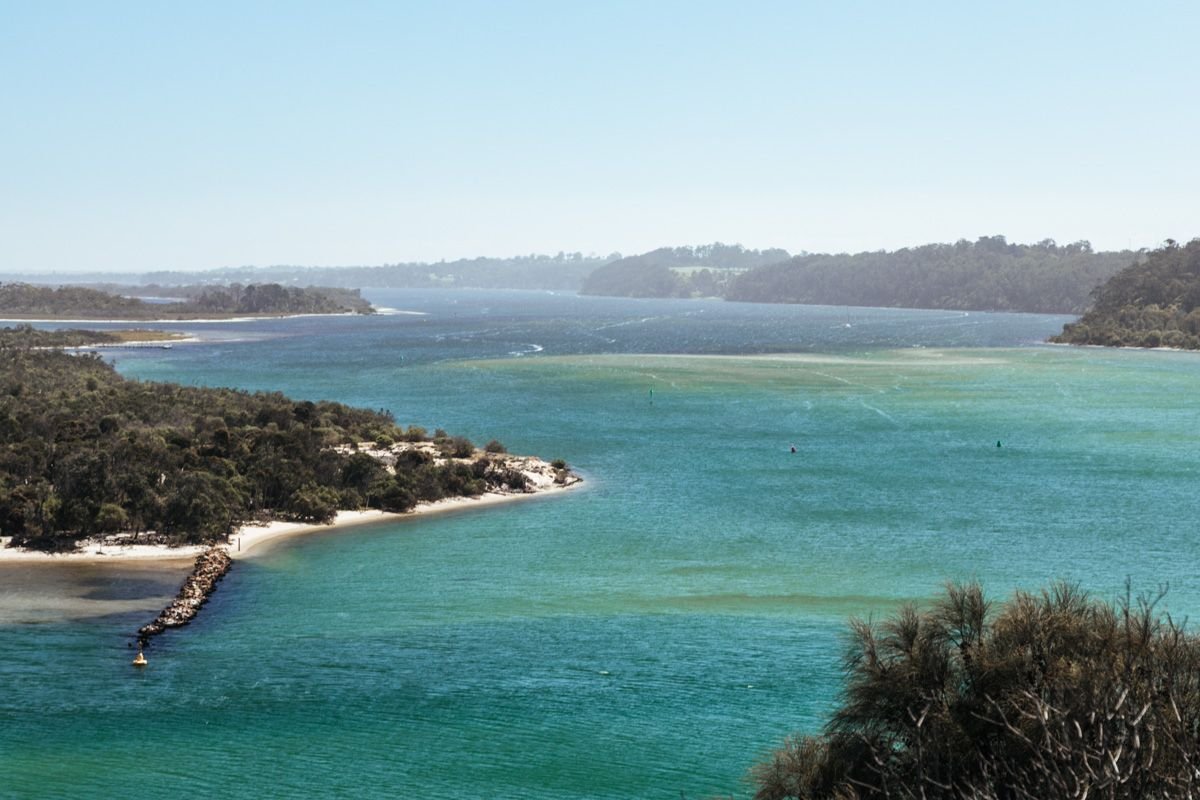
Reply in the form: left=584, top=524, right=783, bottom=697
left=0, top=330, right=577, bottom=555
left=0, top=327, right=581, bottom=649
left=0, top=281, right=374, bottom=319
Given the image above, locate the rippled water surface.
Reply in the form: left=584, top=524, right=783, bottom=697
left=4, top=291, right=1200, bottom=798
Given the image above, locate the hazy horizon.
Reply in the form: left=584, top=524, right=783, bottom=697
left=0, top=234, right=1154, bottom=282
left=4, top=2, right=1198, bottom=274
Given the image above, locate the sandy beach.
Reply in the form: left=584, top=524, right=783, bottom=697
left=63, top=335, right=203, bottom=349
left=0, top=475, right=583, bottom=566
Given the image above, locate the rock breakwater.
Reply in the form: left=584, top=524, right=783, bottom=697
left=137, top=546, right=232, bottom=646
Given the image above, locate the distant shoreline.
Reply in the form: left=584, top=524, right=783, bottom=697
left=0, top=310, right=364, bottom=324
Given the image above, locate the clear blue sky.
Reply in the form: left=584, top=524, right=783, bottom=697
left=3, top=1, right=1198, bottom=272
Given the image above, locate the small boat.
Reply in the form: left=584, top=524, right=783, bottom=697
left=132, top=650, right=148, bottom=667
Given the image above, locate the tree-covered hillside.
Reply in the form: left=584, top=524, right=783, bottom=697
left=1052, top=239, right=1200, bottom=349
left=726, top=237, right=1135, bottom=313
left=0, top=335, right=530, bottom=551
left=579, top=244, right=791, bottom=298
left=0, top=282, right=373, bottom=318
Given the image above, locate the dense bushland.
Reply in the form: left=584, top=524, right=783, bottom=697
left=0, top=334, right=513, bottom=551
left=753, top=582, right=1200, bottom=799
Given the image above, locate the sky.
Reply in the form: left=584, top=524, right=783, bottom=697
left=3, top=1, right=1199, bottom=273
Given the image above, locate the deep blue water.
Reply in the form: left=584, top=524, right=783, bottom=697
left=4, top=291, right=1199, bottom=798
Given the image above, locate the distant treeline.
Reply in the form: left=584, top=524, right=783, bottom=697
left=726, top=237, right=1134, bottom=314
left=1052, top=239, right=1200, bottom=349
left=4, top=238, right=1151, bottom=315
left=579, top=244, right=791, bottom=298
left=9, top=253, right=611, bottom=292
left=0, top=283, right=146, bottom=317
left=579, top=237, right=1137, bottom=313
left=0, top=333, right=520, bottom=551
left=0, top=282, right=373, bottom=318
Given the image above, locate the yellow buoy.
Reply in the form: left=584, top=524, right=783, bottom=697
left=132, top=650, right=147, bottom=667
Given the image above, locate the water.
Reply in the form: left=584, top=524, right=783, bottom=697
left=4, top=291, right=1200, bottom=798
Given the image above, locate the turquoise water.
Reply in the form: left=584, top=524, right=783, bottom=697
left=5, top=292, right=1200, bottom=798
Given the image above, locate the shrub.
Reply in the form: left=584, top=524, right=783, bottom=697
left=484, top=439, right=506, bottom=454
left=753, top=581, right=1200, bottom=800
left=439, top=435, right=474, bottom=458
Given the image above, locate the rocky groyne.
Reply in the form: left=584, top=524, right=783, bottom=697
left=128, top=449, right=581, bottom=651
left=137, top=546, right=233, bottom=646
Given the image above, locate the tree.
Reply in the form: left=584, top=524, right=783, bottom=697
left=286, top=484, right=339, bottom=524
left=753, top=581, right=1200, bottom=799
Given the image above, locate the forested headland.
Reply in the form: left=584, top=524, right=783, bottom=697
left=0, top=331, right=563, bottom=552
left=1051, top=239, right=1200, bottom=349
left=0, top=282, right=373, bottom=319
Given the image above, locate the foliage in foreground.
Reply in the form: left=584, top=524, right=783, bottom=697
left=753, top=582, right=1200, bottom=799
left=1052, top=239, right=1200, bottom=349
left=0, top=339, right=514, bottom=550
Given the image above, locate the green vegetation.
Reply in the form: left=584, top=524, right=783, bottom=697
left=0, top=332, right=516, bottom=551
left=0, top=282, right=373, bottom=319
left=753, top=582, right=1200, bottom=799
left=727, top=237, right=1134, bottom=313
left=0, top=283, right=146, bottom=317
left=0, top=325, right=182, bottom=348
left=1052, top=239, right=1200, bottom=349
left=580, top=244, right=790, bottom=298
left=577, top=238, right=1136, bottom=313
